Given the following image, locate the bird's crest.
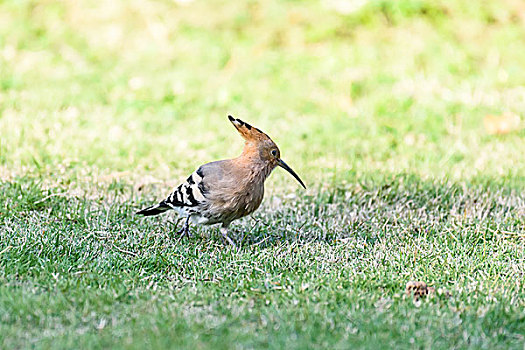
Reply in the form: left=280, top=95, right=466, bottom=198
left=228, top=115, right=271, bottom=142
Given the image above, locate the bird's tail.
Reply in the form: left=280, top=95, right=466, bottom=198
left=136, top=201, right=170, bottom=216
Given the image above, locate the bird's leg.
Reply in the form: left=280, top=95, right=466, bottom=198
left=220, top=226, right=236, bottom=248
left=168, top=217, right=183, bottom=230
left=176, top=216, right=191, bottom=238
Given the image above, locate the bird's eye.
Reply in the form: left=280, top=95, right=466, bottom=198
left=271, top=149, right=277, bottom=157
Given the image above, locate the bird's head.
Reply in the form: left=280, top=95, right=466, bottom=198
left=228, top=115, right=306, bottom=189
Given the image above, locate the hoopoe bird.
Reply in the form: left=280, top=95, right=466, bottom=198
left=137, top=115, right=305, bottom=247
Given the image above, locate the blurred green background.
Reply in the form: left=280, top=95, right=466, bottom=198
left=1, top=0, right=524, bottom=189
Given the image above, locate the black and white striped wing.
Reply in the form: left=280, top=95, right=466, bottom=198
left=136, top=167, right=208, bottom=216
left=163, top=168, right=207, bottom=209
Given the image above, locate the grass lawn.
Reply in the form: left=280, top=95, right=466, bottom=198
left=0, top=0, right=524, bottom=348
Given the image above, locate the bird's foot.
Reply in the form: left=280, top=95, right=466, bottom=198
left=176, top=224, right=191, bottom=238
left=175, top=217, right=192, bottom=238
left=221, top=233, right=237, bottom=248
left=220, top=227, right=237, bottom=248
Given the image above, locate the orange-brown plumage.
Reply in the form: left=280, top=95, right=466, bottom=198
left=137, top=115, right=305, bottom=247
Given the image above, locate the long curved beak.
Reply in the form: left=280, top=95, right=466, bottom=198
left=277, top=159, right=306, bottom=189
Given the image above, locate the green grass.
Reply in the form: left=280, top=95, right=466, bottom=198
left=1, top=176, right=523, bottom=349
left=0, top=0, right=524, bottom=348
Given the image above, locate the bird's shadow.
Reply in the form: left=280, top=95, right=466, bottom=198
left=169, top=217, right=348, bottom=250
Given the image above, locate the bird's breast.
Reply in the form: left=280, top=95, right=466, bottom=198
left=204, top=179, right=265, bottom=224
left=237, top=182, right=265, bottom=215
